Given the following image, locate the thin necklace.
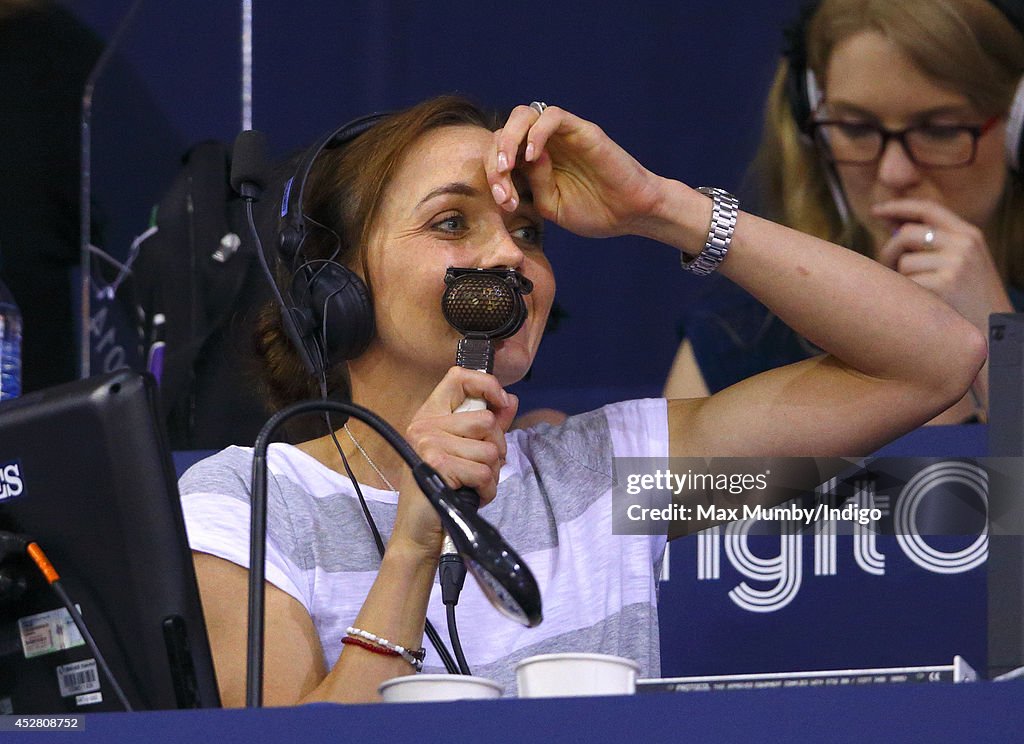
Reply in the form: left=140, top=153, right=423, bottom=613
left=343, top=423, right=396, bottom=492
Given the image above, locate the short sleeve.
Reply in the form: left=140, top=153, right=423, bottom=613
left=603, top=398, right=669, bottom=460
left=601, top=398, right=670, bottom=563
left=178, top=447, right=310, bottom=610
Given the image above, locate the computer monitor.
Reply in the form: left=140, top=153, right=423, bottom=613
left=988, top=312, right=1024, bottom=678
left=0, top=369, right=220, bottom=713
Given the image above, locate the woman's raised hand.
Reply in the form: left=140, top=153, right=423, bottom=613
left=487, top=103, right=666, bottom=239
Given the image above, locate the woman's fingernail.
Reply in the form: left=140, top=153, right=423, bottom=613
left=497, top=151, right=509, bottom=172
left=492, top=183, right=507, bottom=203
left=525, top=142, right=535, bottom=162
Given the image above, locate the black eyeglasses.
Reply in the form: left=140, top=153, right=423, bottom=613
left=809, top=116, right=1000, bottom=168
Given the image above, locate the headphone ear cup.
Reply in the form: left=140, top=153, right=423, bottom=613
left=781, top=0, right=823, bottom=138
left=305, top=262, right=375, bottom=363
left=785, top=62, right=823, bottom=143
left=1006, top=74, right=1024, bottom=173
left=785, top=59, right=813, bottom=135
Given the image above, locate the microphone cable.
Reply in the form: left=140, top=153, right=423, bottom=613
left=440, top=536, right=471, bottom=675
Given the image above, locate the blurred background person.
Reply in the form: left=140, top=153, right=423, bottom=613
left=665, top=0, right=1024, bottom=425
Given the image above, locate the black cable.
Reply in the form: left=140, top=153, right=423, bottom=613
left=439, top=540, right=471, bottom=675
left=328, top=420, right=387, bottom=557
left=50, top=580, right=133, bottom=711
left=445, top=604, right=471, bottom=676
left=442, top=556, right=472, bottom=677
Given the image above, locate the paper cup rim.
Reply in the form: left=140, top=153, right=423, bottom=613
left=378, top=673, right=504, bottom=695
left=515, top=653, right=641, bottom=671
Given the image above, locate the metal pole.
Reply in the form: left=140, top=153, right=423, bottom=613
left=79, top=0, right=145, bottom=378
left=242, top=0, right=253, bottom=131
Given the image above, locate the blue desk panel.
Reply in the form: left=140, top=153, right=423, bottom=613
left=32, top=679, right=1024, bottom=744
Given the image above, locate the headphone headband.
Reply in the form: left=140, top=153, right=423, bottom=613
left=278, top=112, right=389, bottom=261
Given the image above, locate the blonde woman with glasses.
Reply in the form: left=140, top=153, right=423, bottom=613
left=665, top=0, right=1024, bottom=425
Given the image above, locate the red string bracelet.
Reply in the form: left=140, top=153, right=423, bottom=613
left=342, top=635, right=401, bottom=659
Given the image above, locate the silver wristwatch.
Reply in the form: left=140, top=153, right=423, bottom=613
left=680, top=186, right=739, bottom=276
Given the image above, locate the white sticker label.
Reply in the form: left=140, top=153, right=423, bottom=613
left=75, top=692, right=103, bottom=706
left=57, top=659, right=100, bottom=697
left=18, top=607, right=84, bottom=659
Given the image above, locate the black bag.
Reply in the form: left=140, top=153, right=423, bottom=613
left=130, top=141, right=272, bottom=450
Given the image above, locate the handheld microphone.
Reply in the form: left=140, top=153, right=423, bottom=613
left=438, top=267, right=541, bottom=629
left=442, top=267, right=533, bottom=417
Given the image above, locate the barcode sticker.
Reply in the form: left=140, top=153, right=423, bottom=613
left=56, top=659, right=100, bottom=697
left=18, top=608, right=84, bottom=659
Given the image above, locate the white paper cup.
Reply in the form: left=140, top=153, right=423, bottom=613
left=378, top=674, right=503, bottom=703
left=515, top=653, right=640, bottom=698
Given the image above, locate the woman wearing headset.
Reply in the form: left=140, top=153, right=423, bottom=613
left=181, top=93, right=983, bottom=705
left=665, top=0, right=1024, bottom=425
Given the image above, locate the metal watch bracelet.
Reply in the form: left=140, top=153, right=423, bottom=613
left=680, top=186, right=739, bottom=276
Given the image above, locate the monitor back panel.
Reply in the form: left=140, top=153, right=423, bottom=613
left=0, top=370, right=220, bottom=713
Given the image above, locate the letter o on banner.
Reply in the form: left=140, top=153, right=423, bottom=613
left=894, top=462, right=988, bottom=574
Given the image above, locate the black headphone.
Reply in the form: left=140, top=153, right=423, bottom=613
left=783, top=0, right=1024, bottom=172
left=274, top=113, right=389, bottom=380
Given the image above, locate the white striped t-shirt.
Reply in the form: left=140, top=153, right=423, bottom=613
left=179, top=397, right=669, bottom=696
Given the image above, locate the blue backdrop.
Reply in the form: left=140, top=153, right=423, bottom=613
left=67, top=0, right=803, bottom=414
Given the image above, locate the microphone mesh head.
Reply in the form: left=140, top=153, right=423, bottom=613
left=442, top=272, right=517, bottom=336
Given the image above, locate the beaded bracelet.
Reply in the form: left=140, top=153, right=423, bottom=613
left=346, top=626, right=426, bottom=672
